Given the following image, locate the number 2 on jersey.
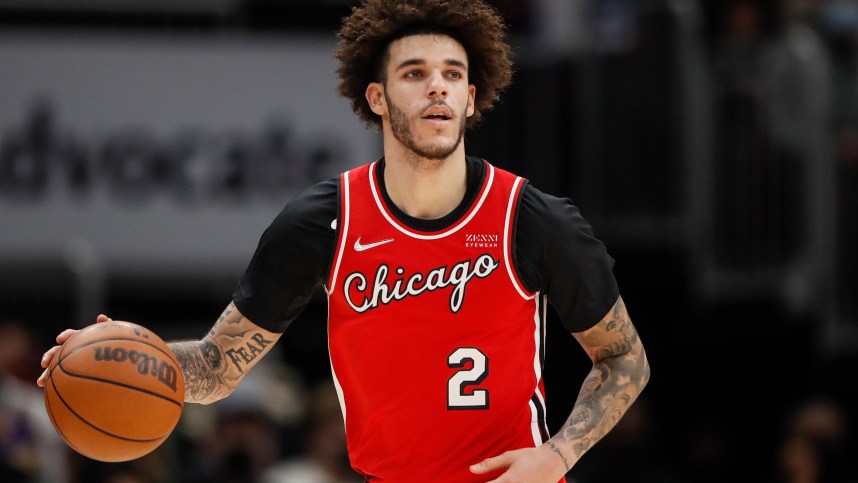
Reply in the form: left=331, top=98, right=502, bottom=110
left=447, top=347, right=489, bottom=409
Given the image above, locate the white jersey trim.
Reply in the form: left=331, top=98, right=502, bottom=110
left=504, top=176, right=534, bottom=300
left=326, top=170, right=351, bottom=296
left=529, top=400, right=542, bottom=446
left=368, top=161, right=496, bottom=240
left=529, top=293, right=548, bottom=447
left=326, top=292, right=348, bottom=424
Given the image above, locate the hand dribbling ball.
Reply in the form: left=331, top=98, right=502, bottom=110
left=43, top=320, right=185, bottom=462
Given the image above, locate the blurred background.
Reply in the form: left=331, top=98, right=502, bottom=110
left=2, top=0, right=858, bottom=482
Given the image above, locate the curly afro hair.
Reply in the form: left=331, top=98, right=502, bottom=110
left=335, top=0, right=513, bottom=130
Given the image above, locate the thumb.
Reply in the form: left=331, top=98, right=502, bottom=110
left=96, top=314, right=112, bottom=323
left=470, top=452, right=512, bottom=474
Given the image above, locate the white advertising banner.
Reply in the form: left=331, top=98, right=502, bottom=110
left=0, top=33, right=378, bottom=275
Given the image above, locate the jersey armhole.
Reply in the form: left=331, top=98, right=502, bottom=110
left=326, top=171, right=351, bottom=294
left=504, top=177, right=536, bottom=300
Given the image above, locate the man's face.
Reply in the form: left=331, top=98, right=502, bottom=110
left=368, top=34, right=476, bottom=160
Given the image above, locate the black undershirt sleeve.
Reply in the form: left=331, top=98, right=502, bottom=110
left=514, top=182, right=620, bottom=333
left=232, top=178, right=338, bottom=333
left=232, top=162, right=618, bottom=335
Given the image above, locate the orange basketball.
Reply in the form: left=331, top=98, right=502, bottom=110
left=43, top=320, right=185, bottom=462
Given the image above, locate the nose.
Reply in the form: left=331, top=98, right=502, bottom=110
left=427, top=70, right=447, bottom=98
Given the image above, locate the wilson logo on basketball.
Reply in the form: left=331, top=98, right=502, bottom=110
left=92, top=347, right=179, bottom=392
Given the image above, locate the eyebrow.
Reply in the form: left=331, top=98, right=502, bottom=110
left=395, top=58, right=468, bottom=71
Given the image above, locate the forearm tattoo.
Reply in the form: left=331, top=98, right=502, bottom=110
left=555, top=297, right=650, bottom=463
left=169, top=340, right=229, bottom=404
left=547, top=440, right=571, bottom=472
left=168, top=302, right=268, bottom=404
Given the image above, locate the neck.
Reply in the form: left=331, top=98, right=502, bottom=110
left=382, top=143, right=468, bottom=220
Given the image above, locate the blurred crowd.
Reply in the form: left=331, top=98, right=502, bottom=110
left=2, top=316, right=856, bottom=483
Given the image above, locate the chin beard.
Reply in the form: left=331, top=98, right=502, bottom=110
left=388, top=98, right=467, bottom=161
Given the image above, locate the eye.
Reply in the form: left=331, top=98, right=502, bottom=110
left=405, top=70, right=423, bottom=78
left=447, top=71, right=464, bottom=79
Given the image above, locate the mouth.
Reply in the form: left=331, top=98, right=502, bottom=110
left=423, top=113, right=451, bottom=120
left=421, top=105, right=453, bottom=122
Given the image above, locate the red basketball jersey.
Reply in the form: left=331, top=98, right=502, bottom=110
left=326, top=160, right=564, bottom=483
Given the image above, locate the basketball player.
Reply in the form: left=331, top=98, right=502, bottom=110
left=38, top=1, right=650, bottom=481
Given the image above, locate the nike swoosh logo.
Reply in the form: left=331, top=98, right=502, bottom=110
left=354, top=236, right=394, bottom=252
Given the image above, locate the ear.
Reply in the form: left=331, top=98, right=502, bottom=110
left=466, top=84, right=476, bottom=117
left=365, top=82, right=387, bottom=116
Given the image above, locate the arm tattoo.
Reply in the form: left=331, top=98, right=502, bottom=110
left=171, top=302, right=279, bottom=404
left=169, top=340, right=229, bottom=404
left=547, top=440, right=571, bottom=472
left=554, top=297, right=651, bottom=463
left=211, top=306, right=235, bottom=336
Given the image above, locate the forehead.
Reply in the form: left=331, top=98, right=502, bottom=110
left=385, top=34, right=468, bottom=67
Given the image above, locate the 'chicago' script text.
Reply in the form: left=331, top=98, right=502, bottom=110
left=344, top=254, right=499, bottom=313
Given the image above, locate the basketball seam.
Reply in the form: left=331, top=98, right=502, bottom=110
left=48, top=338, right=90, bottom=454
left=56, top=361, right=183, bottom=409
left=60, top=335, right=181, bottom=368
left=48, top=367, right=171, bottom=444
left=44, top=381, right=88, bottom=457
left=58, top=335, right=183, bottom=404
